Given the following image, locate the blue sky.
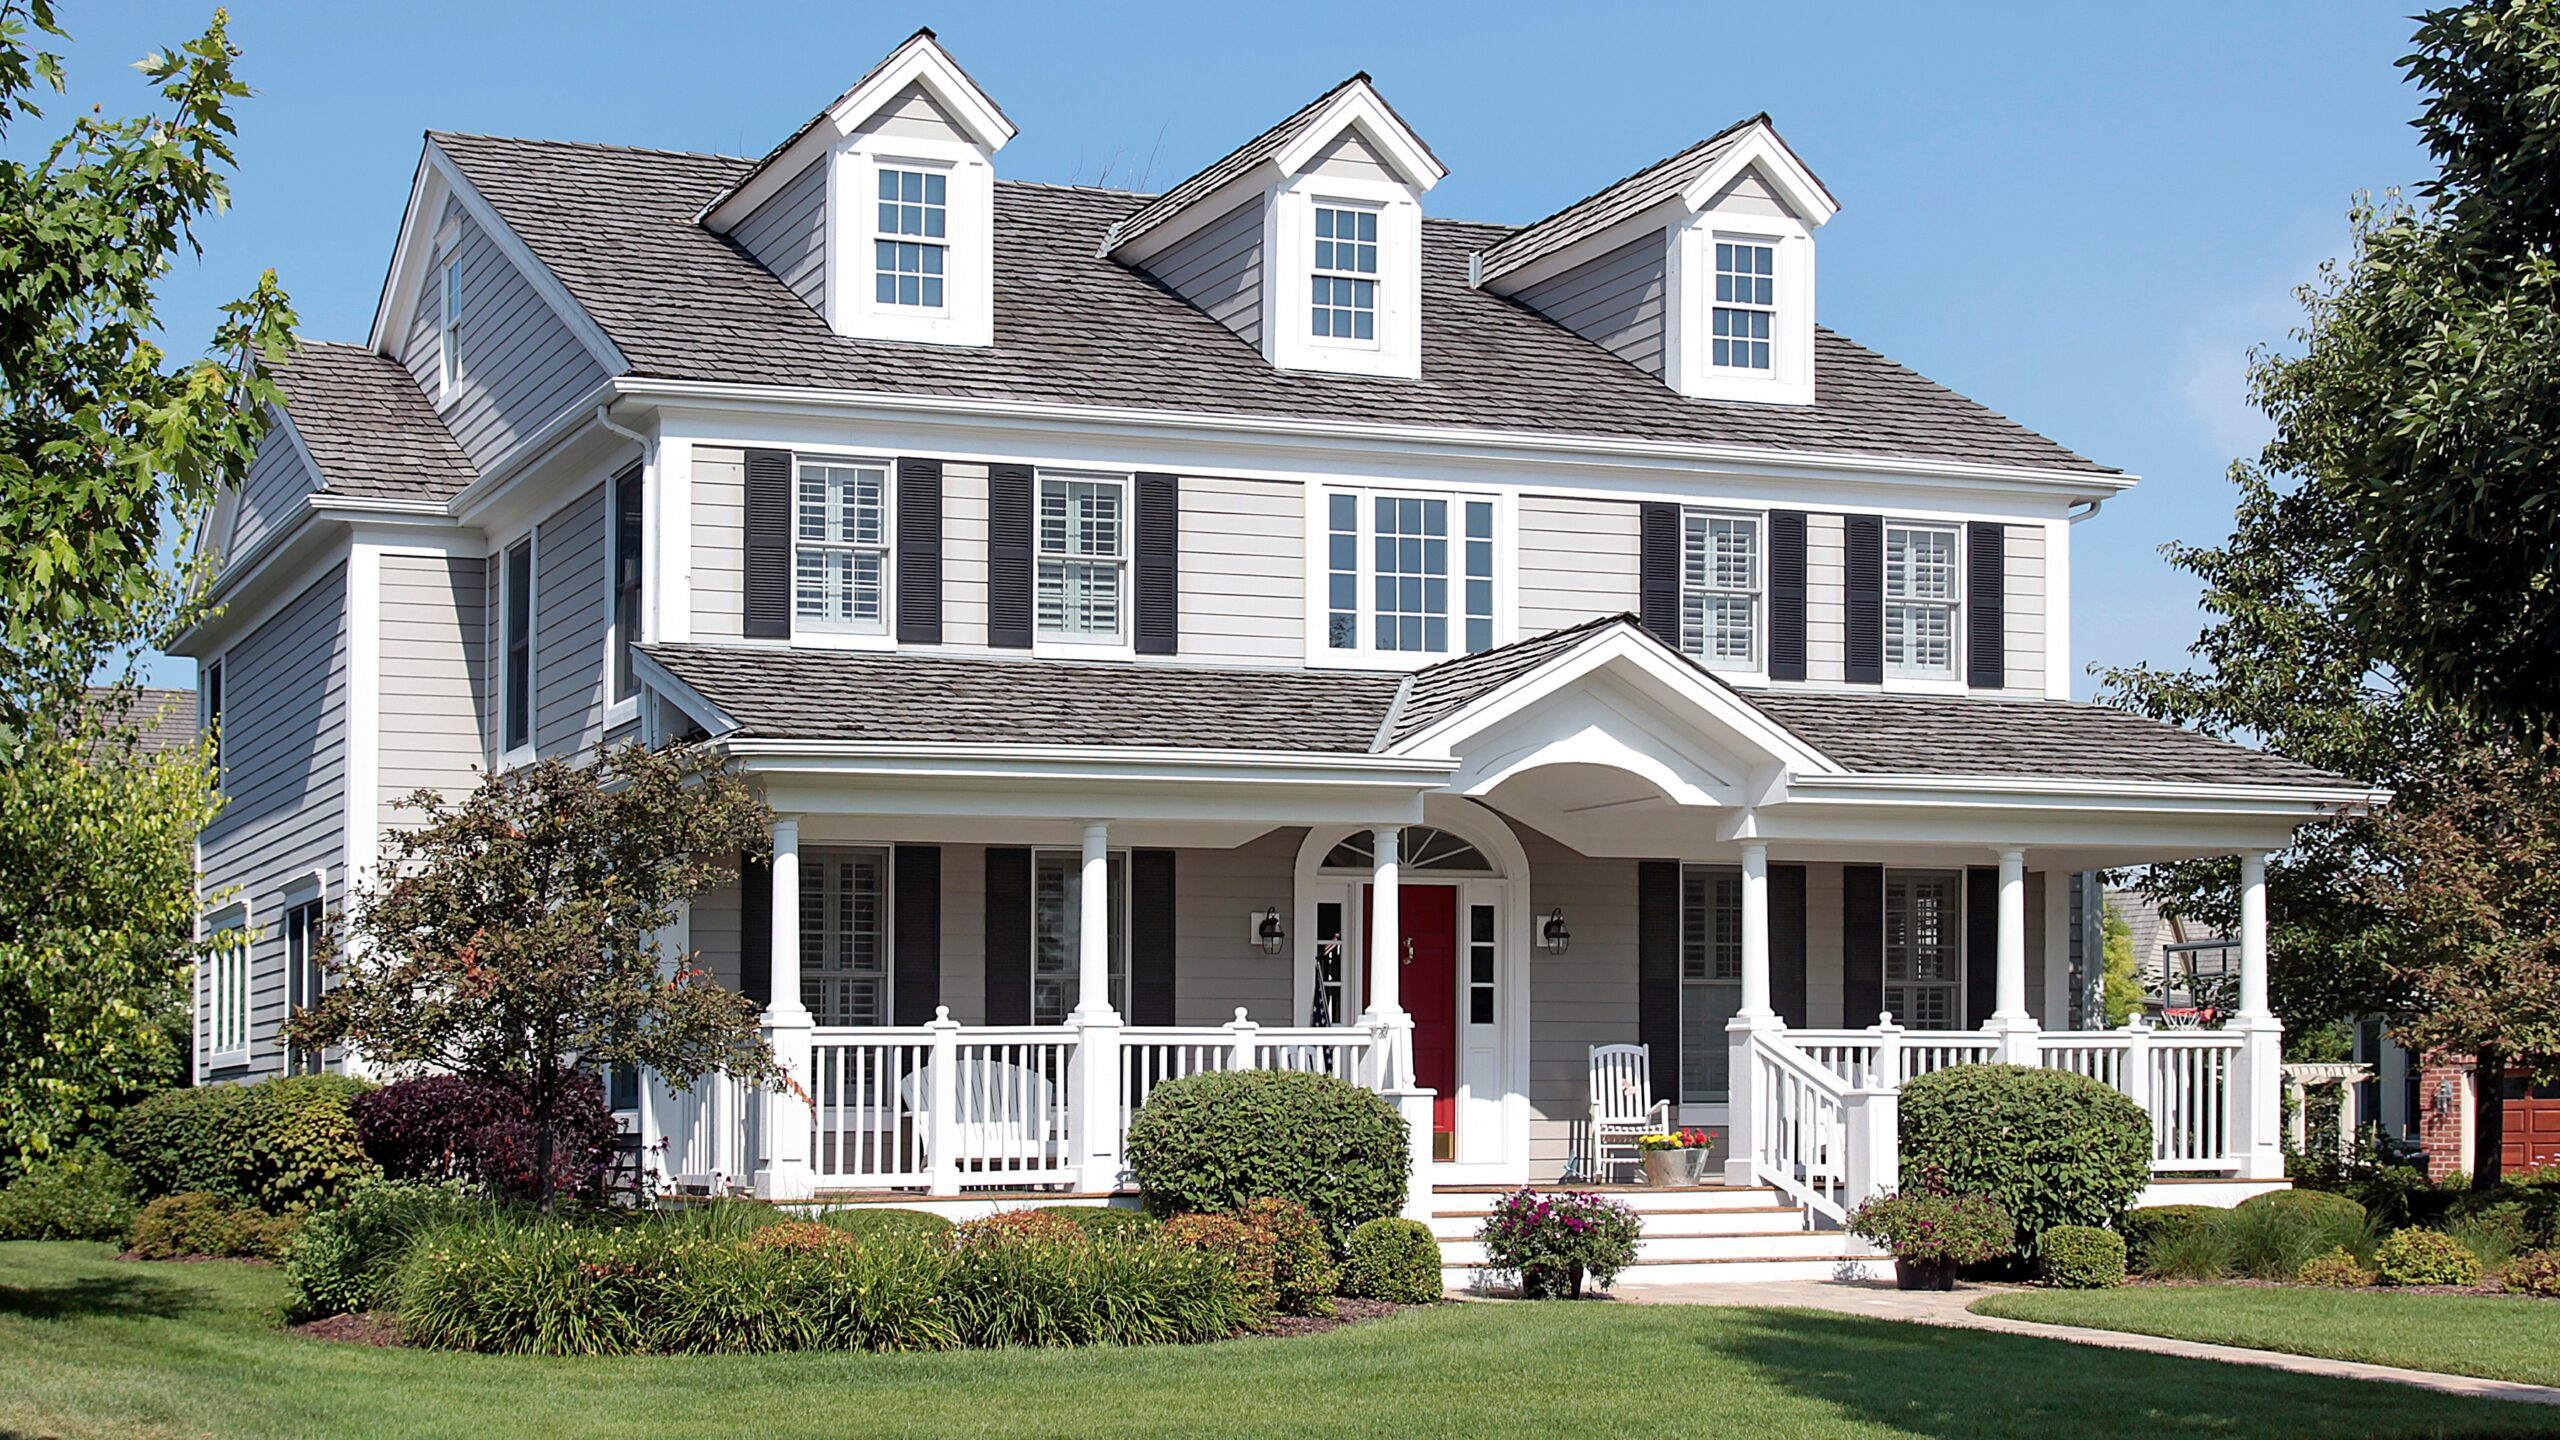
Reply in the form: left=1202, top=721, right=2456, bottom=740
left=74, top=1, right=2430, bottom=697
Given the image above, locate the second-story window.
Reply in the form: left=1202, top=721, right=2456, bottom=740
left=439, top=256, right=464, bottom=394
left=1711, top=240, right=1774, bottom=371
left=795, top=458, right=890, bottom=633
left=610, top=468, right=642, bottom=702
left=1036, top=472, right=1126, bottom=643
left=1884, top=522, right=1960, bottom=679
left=875, top=166, right=947, bottom=309
left=202, top=659, right=224, bottom=782
left=1325, top=489, right=1496, bottom=661
left=1682, top=511, right=1761, bottom=670
left=1311, top=203, right=1379, bottom=343
left=502, top=537, right=534, bottom=753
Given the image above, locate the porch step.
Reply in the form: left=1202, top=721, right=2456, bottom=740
left=1440, top=1250, right=1889, bottom=1289
left=1430, top=1184, right=1790, bottom=1215
left=1426, top=1206, right=1807, bottom=1244
left=1436, top=1228, right=1847, bottom=1266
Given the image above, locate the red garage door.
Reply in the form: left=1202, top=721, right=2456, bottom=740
left=2501, top=1072, right=2560, bottom=1174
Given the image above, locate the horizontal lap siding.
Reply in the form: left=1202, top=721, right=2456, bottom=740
left=1515, top=234, right=1667, bottom=377
left=692, top=877, right=744, bottom=992
left=232, top=428, right=317, bottom=559
left=855, top=81, right=966, bottom=144
left=1310, top=131, right=1395, bottom=182
left=941, top=463, right=990, bottom=648
left=200, top=561, right=349, bottom=1082
left=732, top=158, right=825, bottom=312
left=938, top=845, right=987, bottom=1025
left=378, top=553, right=486, bottom=830
left=2003, top=525, right=2047, bottom=697
left=1516, top=824, right=1639, bottom=1181
left=691, top=446, right=745, bottom=641
left=1518, top=496, right=1639, bottom=634
left=1171, top=830, right=1301, bottom=1026
left=1804, top=513, right=1847, bottom=684
left=1803, top=864, right=1846, bottom=1027
left=1178, top=475, right=1303, bottom=663
left=404, top=197, right=609, bottom=471
left=1144, top=199, right=1264, bottom=351
left=534, top=485, right=609, bottom=757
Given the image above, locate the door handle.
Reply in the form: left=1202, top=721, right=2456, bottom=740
left=1403, top=936, right=1416, bottom=967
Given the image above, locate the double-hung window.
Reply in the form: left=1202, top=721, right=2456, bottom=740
left=283, top=896, right=325, bottom=1075
left=1711, top=240, right=1774, bottom=371
left=204, top=904, right=249, bottom=1068
left=799, top=849, right=889, bottom=1027
left=1324, top=490, right=1496, bottom=661
left=1883, top=522, right=1960, bottom=679
left=439, top=256, right=464, bottom=395
left=1682, top=511, right=1761, bottom=669
left=794, top=458, right=890, bottom=633
left=202, top=660, right=224, bottom=782
left=501, top=537, right=534, bottom=754
left=610, top=468, right=642, bottom=703
left=1311, top=203, right=1379, bottom=343
left=1679, top=868, right=1745, bottom=1103
left=1036, top=472, right=1127, bottom=644
left=1032, top=850, right=1126, bottom=1025
left=874, top=166, right=947, bottom=310
left=1885, top=871, right=1962, bottom=1028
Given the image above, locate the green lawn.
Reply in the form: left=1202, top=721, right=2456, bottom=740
left=1973, top=1284, right=2560, bottom=1390
left=1, top=1244, right=2552, bottom=1440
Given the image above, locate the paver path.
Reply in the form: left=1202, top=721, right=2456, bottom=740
left=1613, top=1279, right=2560, bottom=1408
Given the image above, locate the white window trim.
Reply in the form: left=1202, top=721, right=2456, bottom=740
left=1706, top=238, right=1778, bottom=374
left=800, top=844, right=895, bottom=1028
left=281, top=874, right=327, bottom=1074
left=828, top=136, right=994, bottom=348
left=1883, top=868, right=1966, bottom=1030
left=1680, top=507, right=1767, bottom=682
left=1033, top=468, right=1133, bottom=656
left=789, top=453, right=898, bottom=646
left=498, top=531, right=537, bottom=767
left=1264, top=173, right=1422, bottom=379
left=1304, top=483, right=1512, bottom=672
left=1306, top=198, right=1384, bottom=354
left=437, top=255, right=463, bottom=404
left=1678, top=864, right=1745, bottom=1106
left=202, top=656, right=225, bottom=786
left=202, top=898, right=251, bottom=1071
left=868, top=160, right=953, bottom=319
left=604, top=465, right=644, bottom=729
left=1666, top=215, right=1816, bottom=405
left=1030, top=847, right=1130, bottom=1025
left=1882, top=519, right=1965, bottom=689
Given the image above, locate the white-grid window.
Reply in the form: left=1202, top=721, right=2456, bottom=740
left=1884, top=523, right=1960, bottom=678
left=794, top=459, right=890, bottom=632
left=1323, top=489, right=1497, bottom=661
left=1886, top=871, right=1962, bottom=1028
left=204, top=907, right=249, bottom=1065
left=1680, top=868, right=1744, bottom=1103
left=1311, top=203, right=1379, bottom=342
left=284, top=897, right=325, bottom=1075
left=1033, top=851, right=1127, bottom=1025
left=439, top=256, right=464, bottom=393
left=874, top=167, right=947, bottom=309
left=1712, top=240, right=1774, bottom=370
left=1682, top=511, right=1761, bottom=669
left=1037, top=473, right=1126, bottom=642
left=800, top=849, right=890, bottom=1027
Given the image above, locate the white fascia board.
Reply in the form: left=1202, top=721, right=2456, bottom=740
left=443, top=375, right=623, bottom=526
left=1782, top=770, right=2390, bottom=815
left=1678, top=125, right=1838, bottom=228
left=367, top=151, right=441, bottom=354
left=631, top=648, right=739, bottom=735
left=1269, top=83, right=1446, bottom=191
left=1478, top=202, right=1681, bottom=296
left=372, top=142, right=627, bottom=378
left=610, top=377, right=2140, bottom=502
left=721, top=737, right=1451, bottom=781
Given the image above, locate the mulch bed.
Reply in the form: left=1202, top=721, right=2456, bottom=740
left=1253, top=1297, right=1412, bottom=1337
left=292, top=1311, right=404, bottom=1347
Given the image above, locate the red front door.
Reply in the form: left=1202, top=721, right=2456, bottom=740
left=2503, top=1071, right=2560, bottom=1174
left=1369, top=884, right=1459, bottom=1155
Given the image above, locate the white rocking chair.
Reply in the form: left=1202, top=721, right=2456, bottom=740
left=1587, top=1043, right=1672, bottom=1184
left=897, top=1061, right=1063, bottom=1171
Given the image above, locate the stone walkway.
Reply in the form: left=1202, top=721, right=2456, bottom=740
left=1616, top=1279, right=2560, bottom=1409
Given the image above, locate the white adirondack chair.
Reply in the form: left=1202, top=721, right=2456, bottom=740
left=898, top=1061, right=1062, bottom=1169
left=1588, top=1044, right=1672, bottom=1184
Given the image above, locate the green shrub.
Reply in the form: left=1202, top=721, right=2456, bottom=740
left=1160, top=1197, right=1337, bottom=1320
left=954, top=1209, right=1086, bottom=1249
left=2449, top=1184, right=2560, bottom=1251
left=2038, top=1225, right=2126, bottom=1288
left=284, top=1180, right=499, bottom=1321
left=2221, top=1197, right=2370, bottom=1280
left=0, top=1145, right=138, bottom=1241
left=2298, top=1245, right=2376, bottom=1287
left=2447, top=1202, right=2532, bottom=1270
left=1341, top=1217, right=1441, bottom=1303
left=2117, top=1204, right=2221, bottom=1275
left=1038, top=1205, right=1158, bottom=1242
left=2145, top=1217, right=2237, bottom=1281
left=1848, top=1188, right=2015, bottom=1266
left=108, top=1085, right=247, bottom=1197
left=107, top=1077, right=376, bottom=1211
left=817, top=1206, right=954, bottom=1245
left=1898, top=1065, right=2151, bottom=1252
left=2500, top=1247, right=2560, bottom=1297
left=945, top=1228, right=1243, bottom=1347
left=2374, top=1226, right=2484, bottom=1287
left=1476, top=1189, right=1645, bottom=1298
left=127, top=1192, right=297, bottom=1260
left=2235, top=1188, right=2366, bottom=1227
left=1125, top=1069, right=1407, bottom=1246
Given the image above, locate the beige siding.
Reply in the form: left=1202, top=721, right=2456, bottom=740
left=1177, top=474, right=1303, bottom=663
left=1518, top=495, right=1639, bottom=635
left=691, top=446, right=745, bottom=641
left=378, top=553, right=486, bottom=831
left=1704, top=163, right=1799, bottom=221
left=1172, top=830, right=1301, bottom=1026
left=941, top=462, right=990, bottom=648
left=1804, top=512, right=1846, bottom=684
left=2003, top=524, right=2048, bottom=696
left=1307, top=131, right=1394, bottom=182
left=939, top=844, right=987, bottom=1026
left=855, top=81, right=966, bottom=143
left=1518, top=824, right=1640, bottom=1180
left=533, top=485, right=608, bottom=757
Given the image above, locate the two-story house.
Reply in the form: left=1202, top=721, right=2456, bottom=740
left=176, top=31, right=2376, bottom=1274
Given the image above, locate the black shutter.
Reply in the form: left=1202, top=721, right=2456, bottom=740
left=743, top=448, right=792, bottom=639
left=1771, top=863, right=1808, bottom=1027
left=1844, top=513, right=1883, bottom=684
left=1843, top=864, right=1883, bottom=1028
left=1134, top=472, right=1179, bottom=656
left=1966, top=521, right=2006, bottom=690
left=1638, top=503, right=1681, bottom=647
left=987, top=464, right=1034, bottom=649
left=1130, top=849, right=1177, bottom=1024
left=892, top=845, right=941, bottom=1025
left=896, top=458, right=944, bottom=645
left=1965, top=867, right=1999, bottom=1029
left=984, top=847, right=1032, bottom=1024
left=1768, top=511, right=1808, bottom=682
left=740, top=852, right=773, bottom=1008
left=1637, top=860, right=1681, bottom=1106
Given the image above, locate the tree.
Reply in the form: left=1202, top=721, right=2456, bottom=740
left=2367, top=744, right=2560, bottom=1187
left=2098, top=900, right=2143, bottom=1029
left=0, top=1, right=295, bottom=748
left=0, top=690, right=221, bottom=1170
left=287, top=743, right=781, bottom=1205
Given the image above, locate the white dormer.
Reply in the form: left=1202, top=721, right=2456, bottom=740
left=1108, top=76, right=1446, bottom=380
left=703, top=30, right=1016, bottom=348
left=1476, top=117, right=1836, bottom=405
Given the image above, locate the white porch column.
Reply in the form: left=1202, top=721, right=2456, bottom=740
left=1070, top=821, right=1117, bottom=1021
left=1989, top=846, right=2039, bottom=1064
left=757, top=815, right=815, bottom=1199
left=2231, top=850, right=2286, bottom=1179
left=1725, top=839, right=1782, bottom=1186
left=1068, top=821, right=1124, bottom=1192
left=1738, top=840, right=1772, bottom=1019
left=1362, top=825, right=1411, bottom=1091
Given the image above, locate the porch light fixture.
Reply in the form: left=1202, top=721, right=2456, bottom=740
left=1256, top=906, right=1287, bottom=955
left=1542, top=908, right=1571, bottom=954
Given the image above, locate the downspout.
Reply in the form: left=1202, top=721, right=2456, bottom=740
left=594, top=402, right=652, bottom=461
left=2067, top=498, right=2106, bottom=525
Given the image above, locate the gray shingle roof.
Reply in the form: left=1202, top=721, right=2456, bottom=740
left=84, top=686, right=197, bottom=759
left=1477, top=115, right=1791, bottom=285
left=273, top=341, right=478, bottom=501
left=1384, top=613, right=1628, bottom=747
left=427, top=132, right=2113, bottom=477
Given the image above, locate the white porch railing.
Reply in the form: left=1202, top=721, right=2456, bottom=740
left=640, top=1069, right=756, bottom=1192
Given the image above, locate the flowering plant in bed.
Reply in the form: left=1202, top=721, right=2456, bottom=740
left=1846, top=1187, right=2013, bottom=1290
left=1478, top=1189, right=1641, bottom=1298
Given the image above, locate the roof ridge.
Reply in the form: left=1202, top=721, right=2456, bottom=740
left=1479, top=113, right=1765, bottom=263
left=431, top=129, right=753, bottom=165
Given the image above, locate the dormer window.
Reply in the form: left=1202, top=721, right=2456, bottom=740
left=1311, top=203, right=1380, bottom=344
left=874, top=166, right=948, bottom=309
left=1711, top=241, right=1775, bottom=371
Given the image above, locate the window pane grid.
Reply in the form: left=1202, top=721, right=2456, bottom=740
left=1033, top=852, right=1126, bottom=1025
left=795, top=463, right=889, bottom=629
left=801, top=852, right=888, bottom=1027
left=1884, top=525, right=1959, bottom=676
left=1680, top=868, right=1745, bottom=1102
left=1885, top=872, right=1960, bottom=1029
left=873, top=168, right=948, bottom=309
left=1681, top=512, right=1760, bottom=666
left=1036, top=477, right=1126, bottom=639
left=1326, top=493, right=1359, bottom=650
left=1712, top=241, right=1775, bottom=370
left=1311, top=205, right=1379, bottom=341
left=1464, top=500, right=1495, bottom=654
left=1371, top=495, right=1449, bottom=653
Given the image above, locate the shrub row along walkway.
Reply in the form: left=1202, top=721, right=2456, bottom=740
left=1620, top=1280, right=2560, bottom=1409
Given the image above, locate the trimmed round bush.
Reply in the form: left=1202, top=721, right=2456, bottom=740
left=2501, top=1247, right=2560, bottom=1297
left=2375, top=1227, right=2483, bottom=1287
left=108, top=1076, right=376, bottom=1210
left=1342, top=1217, right=1443, bottom=1303
left=2298, top=1246, right=2376, bottom=1288
left=128, top=1192, right=298, bottom=1260
left=353, top=1074, right=619, bottom=1201
left=1898, top=1065, right=2150, bottom=1252
left=0, top=1145, right=139, bottom=1241
left=2236, top=1188, right=2366, bottom=1227
left=819, top=1207, right=955, bottom=1245
left=2118, top=1204, right=2221, bottom=1276
left=1161, top=1197, right=1337, bottom=1321
left=108, top=1085, right=250, bottom=1198
left=284, top=1179, right=498, bottom=1321
left=1125, top=1070, right=1407, bottom=1246
left=2038, top=1224, right=2126, bottom=1288
left=1038, top=1205, right=1158, bottom=1242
